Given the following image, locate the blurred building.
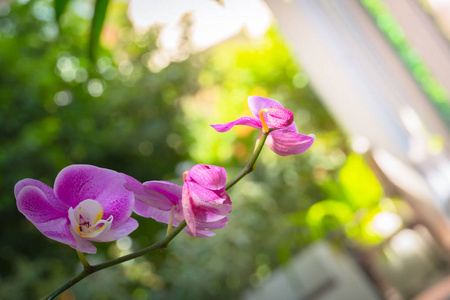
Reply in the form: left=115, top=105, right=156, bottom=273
left=245, top=241, right=383, bottom=300
left=263, top=0, right=450, bottom=299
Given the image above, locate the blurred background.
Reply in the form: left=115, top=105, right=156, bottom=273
left=1, top=0, right=450, bottom=299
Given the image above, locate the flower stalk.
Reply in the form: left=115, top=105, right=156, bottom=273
left=166, top=206, right=175, bottom=236
left=76, top=251, right=91, bottom=270
left=43, top=220, right=187, bottom=300
left=225, top=130, right=269, bottom=190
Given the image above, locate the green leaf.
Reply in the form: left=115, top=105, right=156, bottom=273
left=89, top=0, right=110, bottom=60
left=339, top=153, right=383, bottom=208
left=305, top=199, right=354, bottom=237
left=54, top=0, right=70, bottom=22
left=306, top=200, right=354, bottom=227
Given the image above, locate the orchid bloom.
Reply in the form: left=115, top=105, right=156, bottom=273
left=15, top=165, right=138, bottom=254
left=182, top=164, right=231, bottom=237
left=210, top=96, right=315, bottom=156
left=123, top=164, right=231, bottom=238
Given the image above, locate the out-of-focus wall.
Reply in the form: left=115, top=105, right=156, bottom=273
left=265, top=0, right=450, bottom=249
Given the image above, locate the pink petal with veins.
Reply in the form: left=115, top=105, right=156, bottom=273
left=266, top=130, right=315, bottom=156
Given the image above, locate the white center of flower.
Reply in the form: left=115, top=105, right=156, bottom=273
left=68, top=199, right=113, bottom=238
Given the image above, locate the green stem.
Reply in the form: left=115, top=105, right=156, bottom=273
left=166, top=206, right=175, bottom=237
left=44, top=221, right=186, bottom=300
left=225, top=131, right=268, bottom=190
left=44, top=130, right=269, bottom=299
left=76, top=251, right=91, bottom=270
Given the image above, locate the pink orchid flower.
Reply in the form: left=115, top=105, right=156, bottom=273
left=123, top=164, right=231, bottom=238
left=15, top=165, right=138, bottom=254
left=210, top=96, right=315, bottom=156
left=182, top=164, right=231, bottom=237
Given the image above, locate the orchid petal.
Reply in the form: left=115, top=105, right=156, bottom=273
left=283, top=121, right=299, bottom=133
left=143, top=181, right=182, bottom=207
left=187, top=182, right=232, bottom=215
left=134, top=200, right=182, bottom=227
left=123, top=176, right=185, bottom=225
left=182, top=217, right=229, bottom=237
left=196, top=217, right=229, bottom=230
left=16, top=185, right=77, bottom=247
left=194, top=209, right=231, bottom=223
left=248, top=96, right=283, bottom=117
left=133, top=199, right=168, bottom=219
left=17, top=186, right=66, bottom=223
left=210, top=116, right=261, bottom=132
left=265, top=106, right=294, bottom=129
left=70, top=229, right=97, bottom=253
left=187, top=164, right=227, bottom=190
left=183, top=227, right=216, bottom=238
left=122, top=175, right=174, bottom=211
left=55, top=165, right=134, bottom=227
left=55, top=165, right=116, bottom=208
left=15, top=179, right=67, bottom=211
left=121, top=173, right=147, bottom=197
left=182, top=184, right=197, bottom=236
left=266, top=130, right=315, bottom=156
left=36, top=218, right=76, bottom=247
left=193, top=230, right=216, bottom=238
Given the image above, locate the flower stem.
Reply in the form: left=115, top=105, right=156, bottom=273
left=43, top=220, right=187, bottom=300
left=166, top=206, right=175, bottom=236
left=76, top=251, right=91, bottom=270
left=43, top=130, right=269, bottom=299
left=225, top=131, right=268, bottom=190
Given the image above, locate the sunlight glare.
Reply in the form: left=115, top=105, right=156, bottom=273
left=128, top=0, right=272, bottom=55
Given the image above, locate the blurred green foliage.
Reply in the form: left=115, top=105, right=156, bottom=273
left=0, top=0, right=391, bottom=299
left=306, top=153, right=390, bottom=245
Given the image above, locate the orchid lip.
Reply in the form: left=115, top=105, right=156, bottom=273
left=69, top=199, right=113, bottom=238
